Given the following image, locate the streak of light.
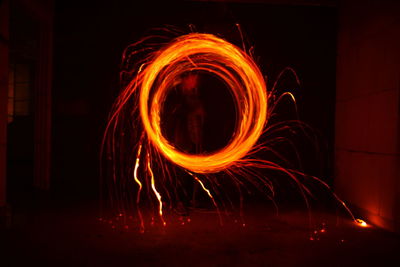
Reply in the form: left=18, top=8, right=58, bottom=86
left=189, top=172, right=223, bottom=225
left=147, top=153, right=166, bottom=226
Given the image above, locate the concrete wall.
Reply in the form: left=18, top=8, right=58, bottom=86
left=335, top=0, right=400, bottom=231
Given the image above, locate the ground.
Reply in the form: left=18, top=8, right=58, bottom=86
left=2, top=198, right=400, bottom=267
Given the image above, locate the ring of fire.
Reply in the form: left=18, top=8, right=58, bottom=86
left=139, top=33, right=268, bottom=173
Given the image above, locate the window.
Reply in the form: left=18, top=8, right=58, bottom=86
left=8, top=63, right=31, bottom=123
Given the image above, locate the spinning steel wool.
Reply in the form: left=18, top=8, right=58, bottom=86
left=102, top=31, right=366, bottom=231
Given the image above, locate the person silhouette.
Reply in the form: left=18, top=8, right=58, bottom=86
left=170, top=73, right=205, bottom=214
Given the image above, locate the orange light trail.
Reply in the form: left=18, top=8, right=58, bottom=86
left=133, top=143, right=143, bottom=204
left=133, top=143, right=145, bottom=232
left=103, top=31, right=362, bottom=232
left=147, top=153, right=166, bottom=226
left=193, top=176, right=215, bottom=205
left=189, top=172, right=223, bottom=225
left=139, top=33, right=267, bottom=173
left=356, top=219, right=368, bottom=228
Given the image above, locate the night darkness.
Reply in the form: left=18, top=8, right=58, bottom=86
left=52, top=0, right=337, bottom=199
left=1, top=0, right=400, bottom=266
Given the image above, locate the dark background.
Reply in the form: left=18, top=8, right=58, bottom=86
left=3, top=1, right=400, bottom=266
left=8, top=0, right=336, bottom=206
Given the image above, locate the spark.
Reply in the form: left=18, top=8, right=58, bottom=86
left=139, top=33, right=267, bottom=174
left=189, top=172, right=223, bottom=225
left=104, top=33, right=268, bottom=226
left=133, top=144, right=143, bottom=204
left=147, top=153, right=166, bottom=226
left=133, top=143, right=145, bottom=232
left=102, top=31, right=360, bottom=232
left=356, top=219, right=368, bottom=228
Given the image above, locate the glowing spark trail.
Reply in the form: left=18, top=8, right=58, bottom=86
left=193, top=176, right=216, bottom=206
left=147, top=153, right=166, bottom=226
left=139, top=33, right=267, bottom=174
left=102, top=31, right=365, bottom=231
left=134, top=143, right=143, bottom=204
left=188, top=172, right=223, bottom=225
left=356, top=219, right=368, bottom=227
left=133, top=143, right=144, bottom=232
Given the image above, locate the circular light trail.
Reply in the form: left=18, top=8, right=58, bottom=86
left=103, top=32, right=366, bottom=230
left=139, top=33, right=268, bottom=173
